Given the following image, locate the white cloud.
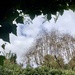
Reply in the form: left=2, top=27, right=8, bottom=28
left=5, top=33, right=34, bottom=64
left=43, top=9, right=75, bottom=35
left=17, top=14, right=46, bottom=38
left=0, top=9, right=75, bottom=65
left=54, top=9, right=75, bottom=35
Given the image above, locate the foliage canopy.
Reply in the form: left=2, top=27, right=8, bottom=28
left=0, top=0, right=75, bottom=42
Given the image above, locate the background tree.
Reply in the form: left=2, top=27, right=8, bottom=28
left=68, top=56, right=75, bottom=70
left=42, top=54, right=58, bottom=68
left=23, top=29, right=75, bottom=67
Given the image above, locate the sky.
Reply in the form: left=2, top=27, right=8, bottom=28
left=0, top=9, right=75, bottom=65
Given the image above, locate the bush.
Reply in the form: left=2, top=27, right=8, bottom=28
left=1, top=59, right=75, bottom=75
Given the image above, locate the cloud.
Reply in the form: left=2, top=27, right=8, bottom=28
left=17, top=14, right=46, bottom=38
left=54, top=9, right=75, bottom=35
left=0, top=9, right=75, bottom=65
left=5, top=33, right=34, bottom=63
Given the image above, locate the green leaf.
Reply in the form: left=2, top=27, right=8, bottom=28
left=47, top=14, right=51, bottom=20
left=11, top=24, right=17, bottom=35
left=1, top=43, right=6, bottom=50
left=0, top=55, right=5, bottom=66
left=16, top=16, right=24, bottom=23
left=69, top=5, right=75, bottom=11
left=0, top=33, right=9, bottom=42
left=0, top=22, right=12, bottom=42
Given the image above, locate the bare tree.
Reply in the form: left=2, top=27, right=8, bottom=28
left=23, top=29, right=75, bottom=67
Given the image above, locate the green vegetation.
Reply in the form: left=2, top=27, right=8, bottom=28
left=0, top=1, right=75, bottom=75
left=0, top=53, right=75, bottom=75
left=1, top=29, right=75, bottom=74
left=0, top=61, right=75, bottom=75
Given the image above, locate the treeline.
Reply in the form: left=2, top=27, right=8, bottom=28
left=23, top=29, right=75, bottom=69
left=1, top=29, right=75, bottom=74
left=0, top=58, right=75, bottom=75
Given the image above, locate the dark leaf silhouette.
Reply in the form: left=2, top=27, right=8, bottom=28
left=0, top=55, right=5, bottom=66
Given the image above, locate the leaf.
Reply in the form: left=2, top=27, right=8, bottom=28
left=16, top=16, right=24, bottom=23
left=47, top=14, right=51, bottom=20
left=59, top=10, right=64, bottom=16
left=30, top=14, right=35, bottom=20
left=1, top=43, right=6, bottom=50
left=69, top=5, right=75, bottom=12
left=0, top=55, right=5, bottom=66
left=11, top=24, right=17, bottom=35
left=0, top=22, right=12, bottom=42
left=0, top=33, right=9, bottom=42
